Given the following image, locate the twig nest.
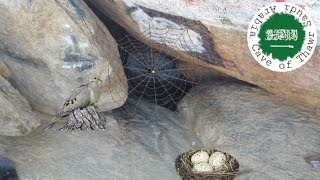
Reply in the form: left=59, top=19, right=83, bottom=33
left=191, top=150, right=209, bottom=164
left=208, top=151, right=227, bottom=170
left=175, top=149, right=239, bottom=180
left=192, top=162, right=214, bottom=173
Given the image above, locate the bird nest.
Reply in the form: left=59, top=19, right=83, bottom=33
left=175, top=149, right=239, bottom=180
left=61, top=106, right=106, bottom=130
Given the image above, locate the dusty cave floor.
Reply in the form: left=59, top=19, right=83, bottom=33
left=0, top=101, right=201, bottom=180
left=1, top=91, right=320, bottom=180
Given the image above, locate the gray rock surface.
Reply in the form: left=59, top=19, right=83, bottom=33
left=0, top=100, right=200, bottom=179
left=0, top=76, right=40, bottom=136
left=0, top=0, right=128, bottom=115
left=178, top=80, right=320, bottom=180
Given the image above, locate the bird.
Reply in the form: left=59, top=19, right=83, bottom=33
left=43, top=76, right=102, bottom=129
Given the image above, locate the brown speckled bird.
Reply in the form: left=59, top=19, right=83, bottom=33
left=43, top=76, right=102, bottom=129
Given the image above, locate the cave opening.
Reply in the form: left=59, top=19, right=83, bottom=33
left=85, top=1, right=197, bottom=111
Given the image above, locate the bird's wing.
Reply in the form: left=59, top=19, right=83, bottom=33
left=56, top=85, right=91, bottom=116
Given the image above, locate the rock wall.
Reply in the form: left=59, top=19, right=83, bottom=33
left=0, top=0, right=128, bottom=115
left=0, top=76, right=40, bottom=136
left=86, top=0, right=320, bottom=109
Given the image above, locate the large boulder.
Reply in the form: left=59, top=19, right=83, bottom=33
left=85, top=0, right=320, bottom=108
left=0, top=100, right=200, bottom=179
left=0, top=76, right=40, bottom=136
left=178, top=80, right=320, bottom=179
left=0, top=0, right=128, bottom=115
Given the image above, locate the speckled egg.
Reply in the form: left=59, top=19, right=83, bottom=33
left=191, top=151, right=209, bottom=164
left=208, top=152, right=227, bottom=170
left=192, top=162, right=214, bottom=173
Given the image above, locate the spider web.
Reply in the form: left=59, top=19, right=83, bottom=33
left=113, top=23, right=208, bottom=117
left=118, top=34, right=196, bottom=110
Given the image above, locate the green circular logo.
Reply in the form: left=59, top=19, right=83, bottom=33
left=259, top=13, right=305, bottom=62
left=247, top=3, right=317, bottom=72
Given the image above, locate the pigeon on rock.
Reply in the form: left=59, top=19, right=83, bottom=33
left=43, top=76, right=103, bottom=130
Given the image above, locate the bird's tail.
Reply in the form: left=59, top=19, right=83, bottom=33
left=42, top=116, right=61, bottom=130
